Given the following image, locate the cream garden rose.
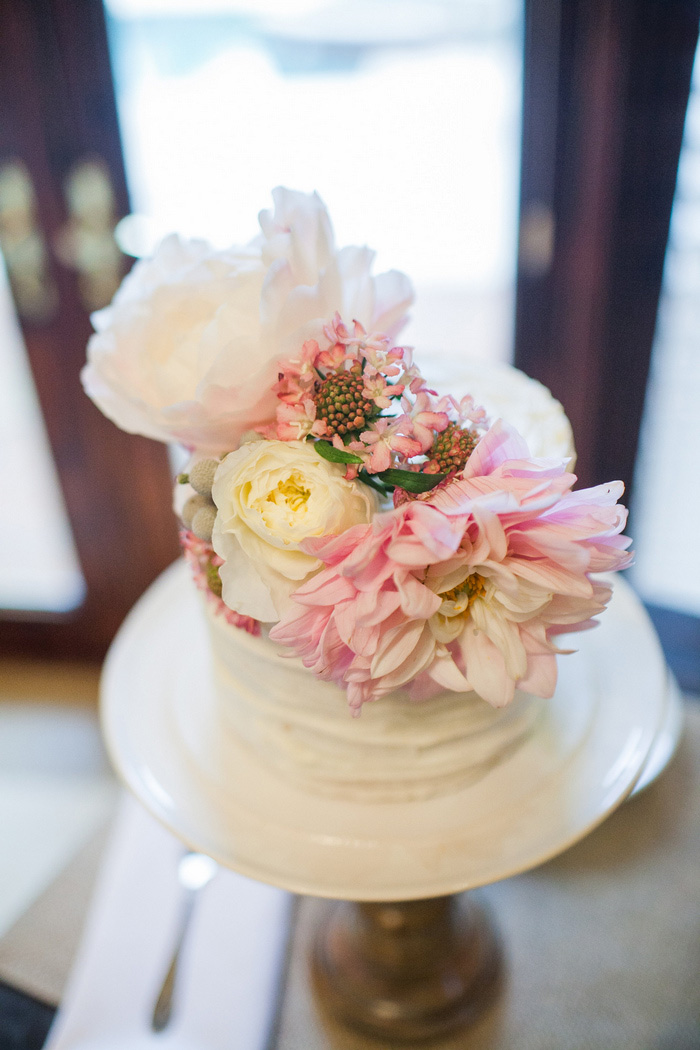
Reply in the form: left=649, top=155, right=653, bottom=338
left=81, top=188, right=413, bottom=454
left=212, top=440, right=376, bottom=621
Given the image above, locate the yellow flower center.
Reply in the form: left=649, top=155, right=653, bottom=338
left=439, top=572, right=487, bottom=618
left=265, top=472, right=311, bottom=516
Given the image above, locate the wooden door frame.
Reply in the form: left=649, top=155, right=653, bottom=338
left=0, top=0, right=179, bottom=661
left=515, top=0, right=700, bottom=692
left=516, top=0, right=700, bottom=498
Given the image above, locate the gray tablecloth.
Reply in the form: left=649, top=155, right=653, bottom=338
left=278, top=704, right=700, bottom=1049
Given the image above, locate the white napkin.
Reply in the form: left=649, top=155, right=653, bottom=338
left=45, top=793, right=293, bottom=1050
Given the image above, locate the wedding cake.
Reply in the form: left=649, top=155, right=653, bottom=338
left=83, top=188, right=631, bottom=802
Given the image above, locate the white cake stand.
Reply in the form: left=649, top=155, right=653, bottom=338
left=100, top=560, right=676, bottom=1041
left=101, top=560, right=673, bottom=902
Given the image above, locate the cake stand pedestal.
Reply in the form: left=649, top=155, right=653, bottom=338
left=100, top=562, right=677, bottom=1044
left=312, top=894, right=501, bottom=1042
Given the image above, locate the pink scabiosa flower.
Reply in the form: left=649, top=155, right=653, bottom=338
left=271, top=419, right=632, bottom=712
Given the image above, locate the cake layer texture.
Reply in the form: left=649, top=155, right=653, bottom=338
left=204, top=599, right=545, bottom=802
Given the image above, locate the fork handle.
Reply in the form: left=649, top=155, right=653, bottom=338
left=152, top=890, right=195, bottom=1031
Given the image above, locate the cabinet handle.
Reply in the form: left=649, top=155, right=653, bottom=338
left=0, top=160, right=58, bottom=323
left=54, top=158, right=126, bottom=312
left=519, top=200, right=555, bottom=277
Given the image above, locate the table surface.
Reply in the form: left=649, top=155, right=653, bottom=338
left=0, top=702, right=698, bottom=1049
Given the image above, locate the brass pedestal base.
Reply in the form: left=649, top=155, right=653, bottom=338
left=311, top=893, right=502, bottom=1043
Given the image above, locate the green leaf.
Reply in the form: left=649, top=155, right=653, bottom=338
left=314, top=440, right=363, bottom=465
left=376, top=468, right=447, bottom=493
left=358, top=469, right=391, bottom=495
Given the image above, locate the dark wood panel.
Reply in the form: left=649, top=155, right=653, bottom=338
left=0, top=0, right=179, bottom=660
left=516, top=0, right=700, bottom=503
left=516, top=0, right=700, bottom=695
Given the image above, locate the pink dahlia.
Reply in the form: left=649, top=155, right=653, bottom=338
left=270, top=421, right=632, bottom=712
left=269, top=503, right=466, bottom=712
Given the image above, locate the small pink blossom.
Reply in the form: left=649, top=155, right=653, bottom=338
left=436, top=393, right=488, bottom=428
left=403, top=390, right=450, bottom=453
left=323, top=313, right=409, bottom=375
left=324, top=314, right=388, bottom=355
left=275, top=399, right=324, bottom=441
left=365, top=345, right=405, bottom=375
left=274, top=340, right=322, bottom=404
left=362, top=365, right=397, bottom=409
left=395, top=347, right=430, bottom=395
left=316, top=339, right=352, bottom=371
left=354, top=417, right=423, bottom=472
left=322, top=314, right=358, bottom=346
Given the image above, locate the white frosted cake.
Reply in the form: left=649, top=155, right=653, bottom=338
left=203, top=595, right=546, bottom=802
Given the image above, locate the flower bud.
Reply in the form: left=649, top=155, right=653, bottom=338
left=182, top=493, right=209, bottom=529
left=192, top=504, right=217, bottom=543
left=189, top=458, right=219, bottom=498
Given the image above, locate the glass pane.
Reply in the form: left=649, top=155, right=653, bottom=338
left=0, top=250, right=85, bottom=612
left=631, top=43, right=700, bottom=615
left=104, top=0, right=522, bottom=365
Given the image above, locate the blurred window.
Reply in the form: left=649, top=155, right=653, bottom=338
left=0, top=249, right=84, bottom=611
left=632, top=43, right=700, bottom=616
left=104, top=0, right=523, bottom=363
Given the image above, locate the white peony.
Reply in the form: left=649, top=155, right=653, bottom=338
left=211, top=440, right=376, bottom=621
left=81, top=188, right=413, bottom=454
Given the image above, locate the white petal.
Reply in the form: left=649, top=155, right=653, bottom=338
left=213, top=529, right=279, bottom=622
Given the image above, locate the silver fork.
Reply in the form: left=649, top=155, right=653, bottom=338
left=152, top=850, right=218, bottom=1032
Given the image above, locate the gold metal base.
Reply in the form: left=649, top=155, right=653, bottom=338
left=311, top=893, right=502, bottom=1043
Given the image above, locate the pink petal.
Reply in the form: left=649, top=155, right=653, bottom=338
left=424, top=651, right=472, bottom=692
left=463, top=420, right=531, bottom=479
left=458, top=625, right=515, bottom=708
left=395, top=571, right=442, bottom=618
left=371, top=619, right=428, bottom=678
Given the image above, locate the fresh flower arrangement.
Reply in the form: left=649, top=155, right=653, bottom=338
left=83, top=188, right=632, bottom=714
